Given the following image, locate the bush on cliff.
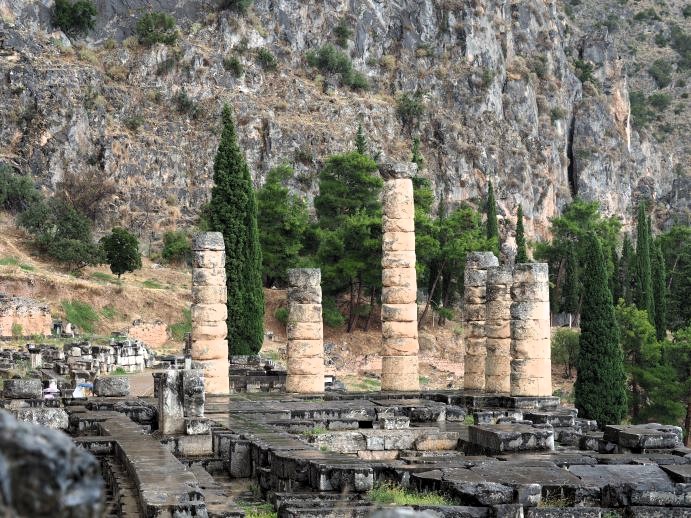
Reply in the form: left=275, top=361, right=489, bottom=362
left=54, top=0, right=96, bottom=35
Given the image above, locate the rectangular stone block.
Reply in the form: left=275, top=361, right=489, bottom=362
left=511, top=319, right=551, bottom=341
left=192, top=339, right=228, bottom=361
left=288, top=268, right=321, bottom=288
left=287, top=322, right=323, bottom=341
left=286, top=374, right=324, bottom=393
left=383, top=179, right=414, bottom=219
left=382, top=231, right=416, bottom=252
left=511, top=282, right=549, bottom=302
left=287, top=356, right=324, bottom=376
left=287, top=339, right=324, bottom=358
left=512, top=263, right=549, bottom=284
left=381, top=304, right=417, bottom=322
left=486, top=337, right=511, bottom=356
left=382, top=267, right=417, bottom=288
left=191, top=285, right=227, bottom=304
left=382, top=215, right=415, bottom=233
left=468, top=424, right=554, bottom=453
left=182, top=370, right=205, bottom=417
left=288, top=286, right=322, bottom=304
left=486, top=321, right=511, bottom=339
left=192, top=321, right=227, bottom=341
left=382, top=337, right=419, bottom=356
left=191, top=303, right=227, bottom=322
left=381, top=286, right=416, bottom=304
left=511, top=338, right=551, bottom=359
left=382, top=320, right=418, bottom=339
left=464, top=304, right=486, bottom=321
left=381, top=251, right=416, bottom=269
left=464, top=269, right=489, bottom=287
left=192, top=269, right=226, bottom=286
left=288, top=303, right=322, bottom=323
left=486, top=301, right=511, bottom=321
left=197, top=358, right=230, bottom=395
left=193, top=250, right=226, bottom=269
left=510, top=301, right=550, bottom=321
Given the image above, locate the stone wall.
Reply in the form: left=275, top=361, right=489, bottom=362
left=380, top=162, right=419, bottom=391
left=286, top=268, right=324, bottom=393
left=0, top=294, right=51, bottom=337
left=127, top=319, right=168, bottom=348
left=191, top=233, right=229, bottom=395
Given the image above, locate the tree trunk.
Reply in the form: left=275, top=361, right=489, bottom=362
left=685, top=395, right=691, bottom=447
left=419, top=263, right=445, bottom=327
left=347, top=281, right=356, bottom=333
left=351, top=281, right=363, bottom=331
left=632, top=380, right=640, bottom=421
left=364, top=288, right=376, bottom=332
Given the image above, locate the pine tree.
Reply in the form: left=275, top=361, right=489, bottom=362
left=635, top=203, right=654, bottom=322
left=355, top=122, right=367, bottom=155
left=620, top=235, right=634, bottom=304
left=207, top=104, right=264, bottom=355
left=486, top=181, right=499, bottom=246
left=652, top=240, right=667, bottom=341
left=515, top=204, right=528, bottom=263
left=562, top=240, right=579, bottom=316
left=575, top=232, right=627, bottom=427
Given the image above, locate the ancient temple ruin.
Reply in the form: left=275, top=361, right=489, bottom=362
left=191, top=232, right=229, bottom=395
left=380, top=162, right=420, bottom=391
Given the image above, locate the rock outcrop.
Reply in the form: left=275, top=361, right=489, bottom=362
left=0, top=0, right=685, bottom=241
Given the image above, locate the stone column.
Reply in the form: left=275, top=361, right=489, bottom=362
left=286, top=268, right=324, bottom=393
left=484, top=266, right=513, bottom=394
left=463, top=252, right=499, bottom=392
left=191, top=232, right=229, bottom=395
left=380, top=162, right=419, bottom=391
left=510, top=263, right=552, bottom=397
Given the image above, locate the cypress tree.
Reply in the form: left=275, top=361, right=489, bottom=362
left=562, top=240, right=579, bottom=315
left=620, top=235, right=634, bottom=304
left=486, top=180, right=499, bottom=244
left=355, top=122, right=367, bottom=155
left=411, top=137, right=424, bottom=171
left=207, top=104, right=264, bottom=355
left=635, top=203, right=654, bottom=322
left=611, top=247, right=621, bottom=303
left=575, top=232, right=627, bottom=427
left=652, top=240, right=667, bottom=340
left=515, top=204, right=528, bottom=263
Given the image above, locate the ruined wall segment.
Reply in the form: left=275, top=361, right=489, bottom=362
left=191, top=232, right=229, bottom=395
left=0, top=294, right=51, bottom=337
left=463, top=252, right=499, bottom=392
left=380, top=162, right=419, bottom=391
left=286, top=268, right=324, bottom=393
left=484, top=266, right=513, bottom=394
left=510, top=263, right=552, bottom=397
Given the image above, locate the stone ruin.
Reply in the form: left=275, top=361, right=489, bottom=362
left=0, top=293, right=52, bottom=337
left=0, top=161, right=688, bottom=517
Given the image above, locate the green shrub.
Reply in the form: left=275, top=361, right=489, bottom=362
left=670, top=24, right=691, bottom=69
left=100, top=305, right=116, bottom=319
left=136, top=12, right=177, bottom=46
left=256, top=48, right=277, bottom=70
left=649, top=92, right=672, bottom=111
left=54, top=0, right=96, bottom=35
left=91, top=271, right=117, bottom=283
left=220, top=0, right=252, bottom=12
left=396, top=91, right=424, bottom=129
left=11, top=323, right=23, bottom=338
left=551, top=107, right=567, bottom=122
left=0, top=165, right=42, bottom=213
left=61, top=300, right=99, bottom=333
left=629, top=91, right=655, bottom=126
left=142, top=279, right=163, bottom=289
left=322, top=298, right=345, bottom=328
left=345, top=70, right=368, bottom=90
left=574, top=59, right=596, bottom=85
left=654, top=32, right=669, bottom=47
left=124, top=115, right=145, bottom=132
left=169, top=309, right=192, bottom=341
left=633, top=8, right=661, bottom=21
left=156, top=55, right=178, bottom=76
left=223, top=55, right=244, bottom=76
left=531, top=55, right=548, bottom=79
left=274, top=307, right=289, bottom=326
left=551, top=328, right=580, bottom=377
left=306, top=44, right=367, bottom=89
left=173, top=89, right=202, bottom=119
left=369, top=483, right=453, bottom=506
left=684, top=4, right=691, bottom=18
left=648, top=59, right=673, bottom=88
left=161, top=230, right=191, bottom=264
left=333, top=18, right=352, bottom=48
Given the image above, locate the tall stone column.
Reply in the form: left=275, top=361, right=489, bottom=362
left=510, top=263, right=552, bottom=397
left=484, top=266, right=513, bottom=394
left=286, top=268, right=324, bottom=393
left=463, top=252, right=499, bottom=392
left=380, top=162, right=419, bottom=392
left=191, top=232, right=229, bottom=395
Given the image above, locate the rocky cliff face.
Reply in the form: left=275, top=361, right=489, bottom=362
left=0, top=0, right=686, bottom=246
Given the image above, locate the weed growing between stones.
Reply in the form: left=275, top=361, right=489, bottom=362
left=301, top=426, right=328, bottom=437
left=368, top=483, right=453, bottom=506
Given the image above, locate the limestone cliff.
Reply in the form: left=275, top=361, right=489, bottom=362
left=0, top=0, right=687, bottom=247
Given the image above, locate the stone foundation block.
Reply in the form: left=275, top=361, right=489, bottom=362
left=285, top=374, right=324, bottom=393
left=288, top=303, right=322, bottom=323
left=381, top=251, right=416, bottom=269
left=381, top=304, right=418, bottom=322
left=93, top=376, right=129, bottom=397
left=2, top=379, right=42, bottom=399
left=286, top=322, right=323, bottom=341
